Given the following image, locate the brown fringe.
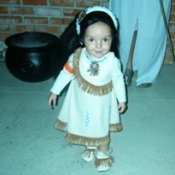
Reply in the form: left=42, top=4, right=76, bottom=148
left=73, top=48, right=113, bottom=96
left=109, top=123, right=123, bottom=132
left=65, top=133, right=110, bottom=147
left=54, top=119, right=67, bottom=131
left=95, top=156, right=114, bottom=168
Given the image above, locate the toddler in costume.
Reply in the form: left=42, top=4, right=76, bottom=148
left=48, top=6, right=127, bottom=172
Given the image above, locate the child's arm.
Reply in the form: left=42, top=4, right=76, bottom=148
left=111, top=57, right=127, bottom=113
left=112, top=58, right=126, bottom=103
left=48, top=54, right=75, bottom=109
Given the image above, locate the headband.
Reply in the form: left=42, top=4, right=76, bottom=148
left=76, top=6, right=118, bottom=35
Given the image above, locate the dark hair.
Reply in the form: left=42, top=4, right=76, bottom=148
left=59, top=10, right=119, bottom=59
left=59, top=13, right=81, bottom=59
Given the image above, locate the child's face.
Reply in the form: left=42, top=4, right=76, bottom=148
left=83, top=21, right=113, bottom=58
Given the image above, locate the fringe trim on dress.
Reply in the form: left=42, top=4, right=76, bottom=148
left=65, top=133, right=110, bottom=147
left=73, top=48, right=113, bottom=96
left=54, top=119, right=67, bottom=131
left=109, top=123, right=123, bottom=132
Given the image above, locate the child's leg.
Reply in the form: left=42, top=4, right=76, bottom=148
left=95, top=144, right=114, bottom=172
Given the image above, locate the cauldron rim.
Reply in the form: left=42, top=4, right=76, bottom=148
left=5, top=31, right=58, bottom=49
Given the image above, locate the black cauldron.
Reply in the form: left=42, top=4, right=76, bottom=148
left=5, top=31, right=65, bottom=82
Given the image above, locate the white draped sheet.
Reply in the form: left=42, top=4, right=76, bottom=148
left=110, top=0, right=171, bottom=85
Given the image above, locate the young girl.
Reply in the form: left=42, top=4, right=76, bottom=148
left=48, top=6, right=127, bottom=172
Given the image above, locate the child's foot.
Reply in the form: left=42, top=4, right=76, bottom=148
left=95, top=150, right=114, bottom=172
left=82, top=147, right=96, bottom=162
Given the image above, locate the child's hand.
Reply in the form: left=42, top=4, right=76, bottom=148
left=118, top=102, right=127, bottom=113
left=48, top=92, right=58, bottom=110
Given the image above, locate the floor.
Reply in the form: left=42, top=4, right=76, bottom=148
left=0, top=59, right=175, bottom=175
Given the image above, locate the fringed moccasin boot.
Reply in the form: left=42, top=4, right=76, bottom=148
left=95, top=149, right=114, bottom=172
left=82, top=146, right=96, bottom=162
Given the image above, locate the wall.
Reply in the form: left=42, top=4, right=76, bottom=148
left=0, top=0, right=108, bottom=40
left=0, top=0, right=175, bottom=63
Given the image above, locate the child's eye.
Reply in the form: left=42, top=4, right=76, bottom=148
left=103, top=38, right=111, bottom=42
left=89, top=38, right=94, bottom=42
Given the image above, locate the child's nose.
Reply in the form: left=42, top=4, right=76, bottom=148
left=96, top=40, right=102, bottom=48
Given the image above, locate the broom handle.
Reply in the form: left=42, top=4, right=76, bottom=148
left=126, top=20, right=138, bottom=70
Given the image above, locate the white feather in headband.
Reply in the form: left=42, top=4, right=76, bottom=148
left=76, top=6, right=118, bottom=35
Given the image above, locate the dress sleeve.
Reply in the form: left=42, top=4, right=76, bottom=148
left=112, top=58, right=126, bottom=103
left=50, top=54, right=75, bottom=95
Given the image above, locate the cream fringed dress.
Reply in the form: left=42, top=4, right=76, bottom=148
left=50, top=48, right=126, bottom=147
